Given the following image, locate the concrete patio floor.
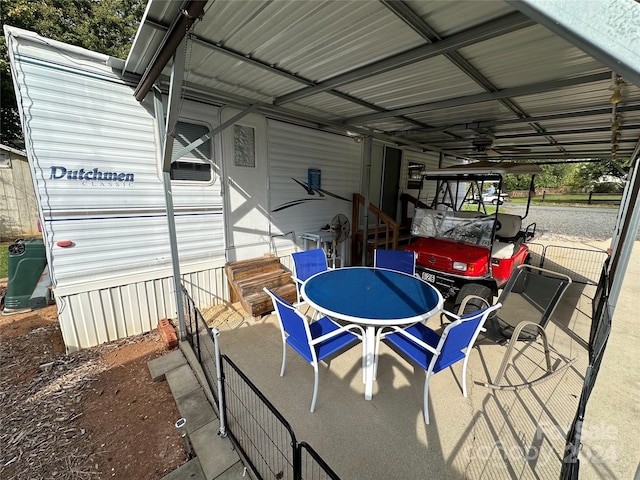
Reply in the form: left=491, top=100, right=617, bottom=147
left=213, top=237, right=638, bottom=479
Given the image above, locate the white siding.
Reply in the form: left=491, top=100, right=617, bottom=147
left=267, top=120, right=362, bottom=258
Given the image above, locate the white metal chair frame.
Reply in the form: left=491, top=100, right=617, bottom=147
left=375, top=303, right=502, bottom=424
left=264, top=287, right=365, bottom=412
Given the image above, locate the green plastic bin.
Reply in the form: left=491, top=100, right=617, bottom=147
left=3, top=238, right=47, bottom=312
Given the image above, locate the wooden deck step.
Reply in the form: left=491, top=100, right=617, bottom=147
left=225, top=254, right=297, bottom=317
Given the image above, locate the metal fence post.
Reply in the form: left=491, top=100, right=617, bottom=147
left=210, top=327, right=227, bottom=437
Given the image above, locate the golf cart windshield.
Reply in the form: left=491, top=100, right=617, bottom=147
left=411, top=209, right=495, bottom=247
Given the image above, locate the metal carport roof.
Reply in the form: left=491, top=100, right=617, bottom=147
left=124, top=0, right=640, bottom=164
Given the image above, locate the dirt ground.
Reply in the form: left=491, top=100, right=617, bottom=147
left=0, top=285, right=187, bottom=480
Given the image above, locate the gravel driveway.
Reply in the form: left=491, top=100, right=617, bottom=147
left=501, top=204, right=623, bottom=241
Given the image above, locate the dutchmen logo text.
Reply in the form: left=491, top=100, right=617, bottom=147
left=50, top=166, right=134, bottom=186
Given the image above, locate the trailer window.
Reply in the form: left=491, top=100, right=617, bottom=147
left=171, top=122, right=213, bottom=182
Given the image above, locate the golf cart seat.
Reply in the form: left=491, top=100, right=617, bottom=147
left=492, top=213, right=523, bottom=259
left=495, top=213, right=521, bottom=240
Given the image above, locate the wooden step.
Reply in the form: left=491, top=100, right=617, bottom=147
left=244, top=283, right=298, bottom=318
left=235, top=270, right=293, bottom=298
left=225, top=254, right=297, bottom=317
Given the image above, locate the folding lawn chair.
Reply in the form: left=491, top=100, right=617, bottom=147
left=465, top=264, right=575, bottom=390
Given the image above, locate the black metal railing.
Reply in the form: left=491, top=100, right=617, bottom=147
left=560, top=263, right=612, bottom=479
left=182, top=286, right=339, bottom=480
left=182, top=286, right=219, bottom=407
left=222, top=355, right=297, bottom=479
left=299, top=442, right=341, bottom=480
left=527, top=243, right=609, bottom=285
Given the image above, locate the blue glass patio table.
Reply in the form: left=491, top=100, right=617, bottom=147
left=301, top=266, right=443, bottom=400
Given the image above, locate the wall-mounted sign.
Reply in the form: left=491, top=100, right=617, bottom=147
left=307, top=168, right=321, bottom=194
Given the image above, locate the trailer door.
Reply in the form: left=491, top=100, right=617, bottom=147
left=221, top=109, right=270, bottom=261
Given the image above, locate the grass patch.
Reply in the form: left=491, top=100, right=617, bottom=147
left=460, top=204, right=498, bottom=214
left=0, top=245, right=8, bottom=279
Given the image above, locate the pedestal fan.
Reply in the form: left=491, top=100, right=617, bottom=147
left=329, top=213, right=350, bottom=267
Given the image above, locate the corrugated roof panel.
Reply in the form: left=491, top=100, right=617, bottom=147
left=515, top=81, right=613, bottom=114
left=199, top=0, right=423, bottom=82
left=538, top=114, right=614, bottom=132
left=407, top=0, right=516, bottom=36
left=185, top=49, right=302, bottom=101
left=352, top=118, right=419, bottom=133
left=125, top=0, right=639, bottom=161
left=409, top=101, right=515, bottom=128
left=343, top=56, right=485, bottom=110
left=289, top=93, right=376, bottom=119
left=458, top=25, right=607, bottom=88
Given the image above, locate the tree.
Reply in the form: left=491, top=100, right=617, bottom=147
left=1, top=0, right=147, bottom=148
left=569, top=158, right=631, bottom=190
left=502, top=162, right=575, bottom=191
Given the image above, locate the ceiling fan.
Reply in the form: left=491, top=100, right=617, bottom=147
left=470, top=129, right=531, bottom=157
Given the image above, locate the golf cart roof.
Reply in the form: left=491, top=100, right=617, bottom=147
left=422, top=161, right=541, bottom=181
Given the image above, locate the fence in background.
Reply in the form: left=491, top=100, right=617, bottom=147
left=527, top=243, right=609, bottom=285
left=182, top=286, right=341, bottom=480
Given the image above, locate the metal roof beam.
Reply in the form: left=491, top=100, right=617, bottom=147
left=630, top=137, right=640, bottom=163
left=382, top=1, right=533, bottom=118
left=273, top=11, right=534, bottom=106
left=134, top=1, right=207, bottom=102
left=381, top=1, right=528, bottom=141
left=345, top=72, right=611, bottom=124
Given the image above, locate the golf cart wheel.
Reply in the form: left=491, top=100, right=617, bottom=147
left=454, top=284, right=493, bottom=316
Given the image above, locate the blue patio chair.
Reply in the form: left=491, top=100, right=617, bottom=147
left=291, top=248, right=329, bottom=306
left=373, top=249, right=417, bottom=276
left=264, top=287, right=365, bottom=413
left=377, top=302, right=502, bottom=424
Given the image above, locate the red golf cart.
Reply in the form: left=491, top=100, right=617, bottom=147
left=405, top=161, right=540, bottom=312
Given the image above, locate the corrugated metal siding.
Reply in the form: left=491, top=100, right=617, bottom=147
left=0, top=151, right=40, bottom=241
left=58, top=265, right=227, bottom=352
left=267, top=120, right=362, bottom=257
